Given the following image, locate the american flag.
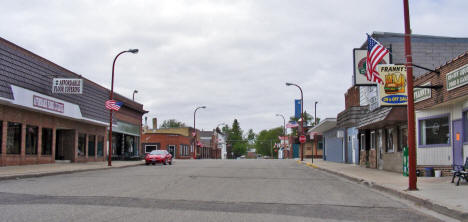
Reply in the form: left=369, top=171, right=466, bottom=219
left=286, top=121, right=299, bottom=128
left=105, top=100, right=123, bottom=111
left=366, top=34, right=389, bottom=84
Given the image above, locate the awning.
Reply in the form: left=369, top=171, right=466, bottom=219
left=308, top=118, right=337, bottom=135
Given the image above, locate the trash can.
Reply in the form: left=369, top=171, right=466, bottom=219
left=424, top=167, right=434, bottom=177
left=434, top=170, right=442, bottom=177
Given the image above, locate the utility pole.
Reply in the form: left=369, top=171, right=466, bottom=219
left=403, top=0, right=417, bottom=190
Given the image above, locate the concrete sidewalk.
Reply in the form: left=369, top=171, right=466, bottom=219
left=300, top=159, right=468, bottom=221
left=0, top=161, right=144, bottom=180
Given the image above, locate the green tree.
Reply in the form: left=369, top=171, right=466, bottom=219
left=229, top=119, right=247, bottom=157
left=255, top=127, right=283, bottom=158
left=288, top=111, right=316, bottom=136
left=160, top=119, right=186, bottom=128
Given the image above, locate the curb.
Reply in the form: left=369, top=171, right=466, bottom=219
left=0, top=163, right=144, bottom=182
left=298, top=161, right=468, bottom=222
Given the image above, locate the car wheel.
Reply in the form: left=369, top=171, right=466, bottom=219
left=163, top=159, right=167, bottom=165
left=152, top=162, right=155, bottom=165
left=169, top=159, right=172, bottom=165
left=145, top=163, right=150, bottom=165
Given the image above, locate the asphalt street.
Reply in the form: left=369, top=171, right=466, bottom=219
left=0, top=160, right=449, bottom=222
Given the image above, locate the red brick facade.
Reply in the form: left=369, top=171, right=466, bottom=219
left=345, top=86, right=360, bottom=109
left=0, top=104, right=107, bottom=166
left=414, top=52, right=468, bottom=109
left=141, top=133, right=193, bottom=159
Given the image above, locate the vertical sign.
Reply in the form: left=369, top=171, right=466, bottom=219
left=378, top=64, right=408, bottom=106
left=294, top=99, right=301, bottom=119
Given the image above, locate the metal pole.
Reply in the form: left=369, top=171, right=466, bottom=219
left=193, top=106, right=206, bottom=159
left=108, top=49, right=138, bottom=166
left=314, top=101, right=318, bottom=160
left=108, top=50, right=126, bottom=167
left=403, top=0, right=417, bottom=190
left=299, top=86, right=304, bottom=162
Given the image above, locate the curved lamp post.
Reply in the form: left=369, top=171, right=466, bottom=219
left=276, top=113, right=286, bottom=159
left=193, top=106, right=207, bottom=159
left=108, top=49, right=138, bottom=167
left=286, top=82, right=304, bottom=161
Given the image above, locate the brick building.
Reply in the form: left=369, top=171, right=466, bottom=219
left=0, top=37, right=146, bottom=166
left=353, top=32, right=468, bottom=173
left=414, top=51, right=468, bottom=176
left=142, top=127, right=195, bottom=159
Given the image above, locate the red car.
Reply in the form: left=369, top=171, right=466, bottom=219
left=145, top=150, right=173, bottom=165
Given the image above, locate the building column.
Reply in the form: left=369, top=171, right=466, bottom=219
left=52, top=127, right=56, bottom=163
left=85, top=133, right=89, bottom=162
left=73, top=130, right=78, bottom=162
left=37, top=126, right=42, bottom=159
left=20, top=123, right=26, bottom=163
left=1, top=121, right=7, bottom=166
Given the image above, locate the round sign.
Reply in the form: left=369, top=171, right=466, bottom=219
left=299, top=135, right=306, bottom=144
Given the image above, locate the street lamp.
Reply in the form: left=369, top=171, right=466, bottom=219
left=132, top=90, right=138, bottom=101
left=108, top=49, right=138, bottom=167
left=276, top=114, right=286, bottom=159
left=286, top=82, right=304, bottom=161
left=193, top=106, right=207, bottom=159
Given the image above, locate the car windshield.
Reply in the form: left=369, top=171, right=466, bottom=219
left=150, top=150, right=165, bottom=155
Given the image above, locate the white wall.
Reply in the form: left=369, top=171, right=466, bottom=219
left=416, top=100, right=467, bottom=166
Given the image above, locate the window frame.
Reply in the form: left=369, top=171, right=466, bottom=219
left=370, top=131, right=376, bottom=150
left=25, top=125, right=38, bottom=155
left=78, top=133, right=87, bottom=156
left=7, top=122, right=22, bottom=154
left=41, top=128, right=53, bottom=155
left=88, top=135, right=96, bottom=157
left=360, top=133, right=366, bottom=151
left=385, top=128, right=395, bottom=153
left=463, top=109, right=468, bottom=144
left=97, top=136, right=104, bottom=156
left=145, top=144, right=157, bottom=153
left=418, top=113, right=451, bottom=148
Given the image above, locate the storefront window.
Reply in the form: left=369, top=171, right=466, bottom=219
left=370, top=131, right=375, bottom=150
left=464, top=111, right=468, bottom=143
left=145, top=145, right=157, bottom=153
left=398, top=126, right=407, bottom=152
left=125, top=135, right=135, bottom=156
left=41, top=128, right=53, bottom=155
left=97, top=136, right=104, bottom=156
left=360, top=134, right=365, bottom=150
left=419, top=116, right=450, bottom=146
left=318, top=140, right=323, bottom=150
left=180, top=145, right=190, bottom=156
left=26, top=125, right=38, bottom=155
left=7, top=122, right=21, bottom=154
left=385, top=128, right=394, bottom=152
left=88, top=135, right=96, bottom=157
left=78, top=133, right=86, bottom=156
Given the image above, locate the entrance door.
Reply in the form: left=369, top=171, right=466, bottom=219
left=453, top=120, right=464, bottom=166
left=293, top=144, right=299, bottom=158
left=168, top=145, right=176, bottom=158
left=55, top=129, right=75, bottom=161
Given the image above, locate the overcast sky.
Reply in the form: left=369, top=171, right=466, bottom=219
left=1, top=0, right=468, bottom=134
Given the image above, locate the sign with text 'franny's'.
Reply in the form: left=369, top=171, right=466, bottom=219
left=52, top=78, right=83, bottom=94
left=378, top=64, right=408, bottom=106
left=414, top=82, right=431, bottom=103
left=447, top=64, right=468, bottom=91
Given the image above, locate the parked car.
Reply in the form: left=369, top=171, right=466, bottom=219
left=145, top=150, right=173, bottom=165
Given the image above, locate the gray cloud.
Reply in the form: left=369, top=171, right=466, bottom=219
left=1, top=0, right=467, bottom=133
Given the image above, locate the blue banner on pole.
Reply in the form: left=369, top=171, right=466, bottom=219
left=295, top=99, right=301, bottom=119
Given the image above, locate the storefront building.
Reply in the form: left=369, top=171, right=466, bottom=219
left=0, top=37, right=146, bottom=166
left=414, top=52, right=468, bottom=176
left=142, top=127, right=195, bottom=159
left=309, top=118, right=341, bottom=162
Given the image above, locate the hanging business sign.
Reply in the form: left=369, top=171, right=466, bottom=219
left=414, top=82, right=432, bottom=103
left=377, top=64, right=408, bottom=106
left=353, top=49, right=390, bottom=86
left=446, top=64, right=468, bottom=91
left=52, top=78, right=83, bottom=94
